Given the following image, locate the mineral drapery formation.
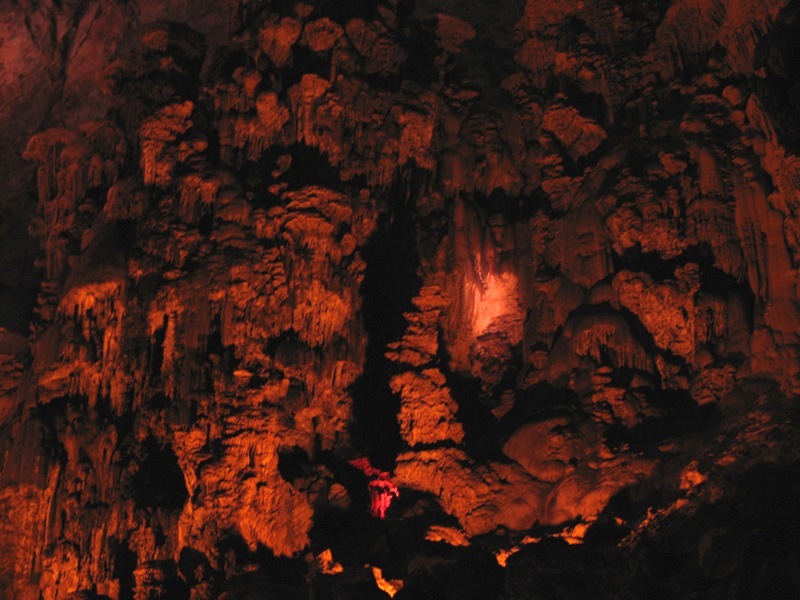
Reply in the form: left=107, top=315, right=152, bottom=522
left=1, top=0, right=800, bottom=598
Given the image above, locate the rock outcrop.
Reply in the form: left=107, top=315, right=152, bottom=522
left=1, top=0, right=800, bottom=598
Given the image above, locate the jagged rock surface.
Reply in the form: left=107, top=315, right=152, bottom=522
left=1, top=0, right=800, bottom=598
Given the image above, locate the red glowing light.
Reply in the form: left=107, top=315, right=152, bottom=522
left=349, top=458, right=400, bottom=518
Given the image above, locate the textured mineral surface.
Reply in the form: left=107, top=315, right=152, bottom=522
left=1, top=0, right=800, bottom=598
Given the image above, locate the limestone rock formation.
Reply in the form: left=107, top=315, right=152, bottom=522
left=1, top=0, right=800, bottom=598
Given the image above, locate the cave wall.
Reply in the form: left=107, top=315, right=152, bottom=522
left=1, top=0, right=800, bottom=598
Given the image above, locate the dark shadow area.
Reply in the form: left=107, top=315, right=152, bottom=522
left=132, top=439, right=188, bottom=511
left=471, top=187, right=551, bottom=223
left=0, top=219, right=39, bottom=333
left=178, top=547, right=213, bottom=589
left=504, top=457, right=800, bottom=599
left=283, top=144, right=351, bottom=191
left=278, top=446, right=312, bottom=483
left=309, top=458, right=390, bottom=565
left=111, top=537, right=137, bottom=600
left=149, top=316, right=167, bottom=379
left=753, top=1, right=800, bottom=153
left=555, top=303, right=665, bottom=374
left=498, top=382, right=582, bottom=435
left=216, top=531, right=309, bottom=600
left=312, top=0, right=383, bottom=22
left=613, top=243, right=713, bottom=282
left=604, top=389, right=719, bottom=454
left=442, top=360, right=505, bottom=460
left=396, top=543, right=505, bottom=600
left=348, top=198, right=420, bottom=469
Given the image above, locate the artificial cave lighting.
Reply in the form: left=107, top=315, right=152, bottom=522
left=350, top=457, right=400, bottom=519
left=470, top=272, right=523, bottom=338
left=1, top=0, right=800, bottom=598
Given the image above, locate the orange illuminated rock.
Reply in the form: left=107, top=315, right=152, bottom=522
left=541, top=455, right=655, bottom=525
left=301, top=17, right=344, bottom=52
left=258, top=16, right=302, bottom=67
left=385, top=286, right=447, bottom=368
left=386, top=285, right=466, bottom=447
left=547, top=310, right=655, bottom=382
left=344, top=18, right=406, bottom=76
left=390, top=369, right=465, bottom=446
left=395, top=448, right=549, bottom=536
left=541, top=104, right=607, bottom=161
left=613, top=269, right=698, bottom=361
left=503, top=413, right=656, bottom=524
left=503, top=417, right=596, bottom=483
left=2, top=0, right=800, bottom=597
left=372, top=566, right=403, bottom=598
left=140, top=102, right=195, bottom=187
